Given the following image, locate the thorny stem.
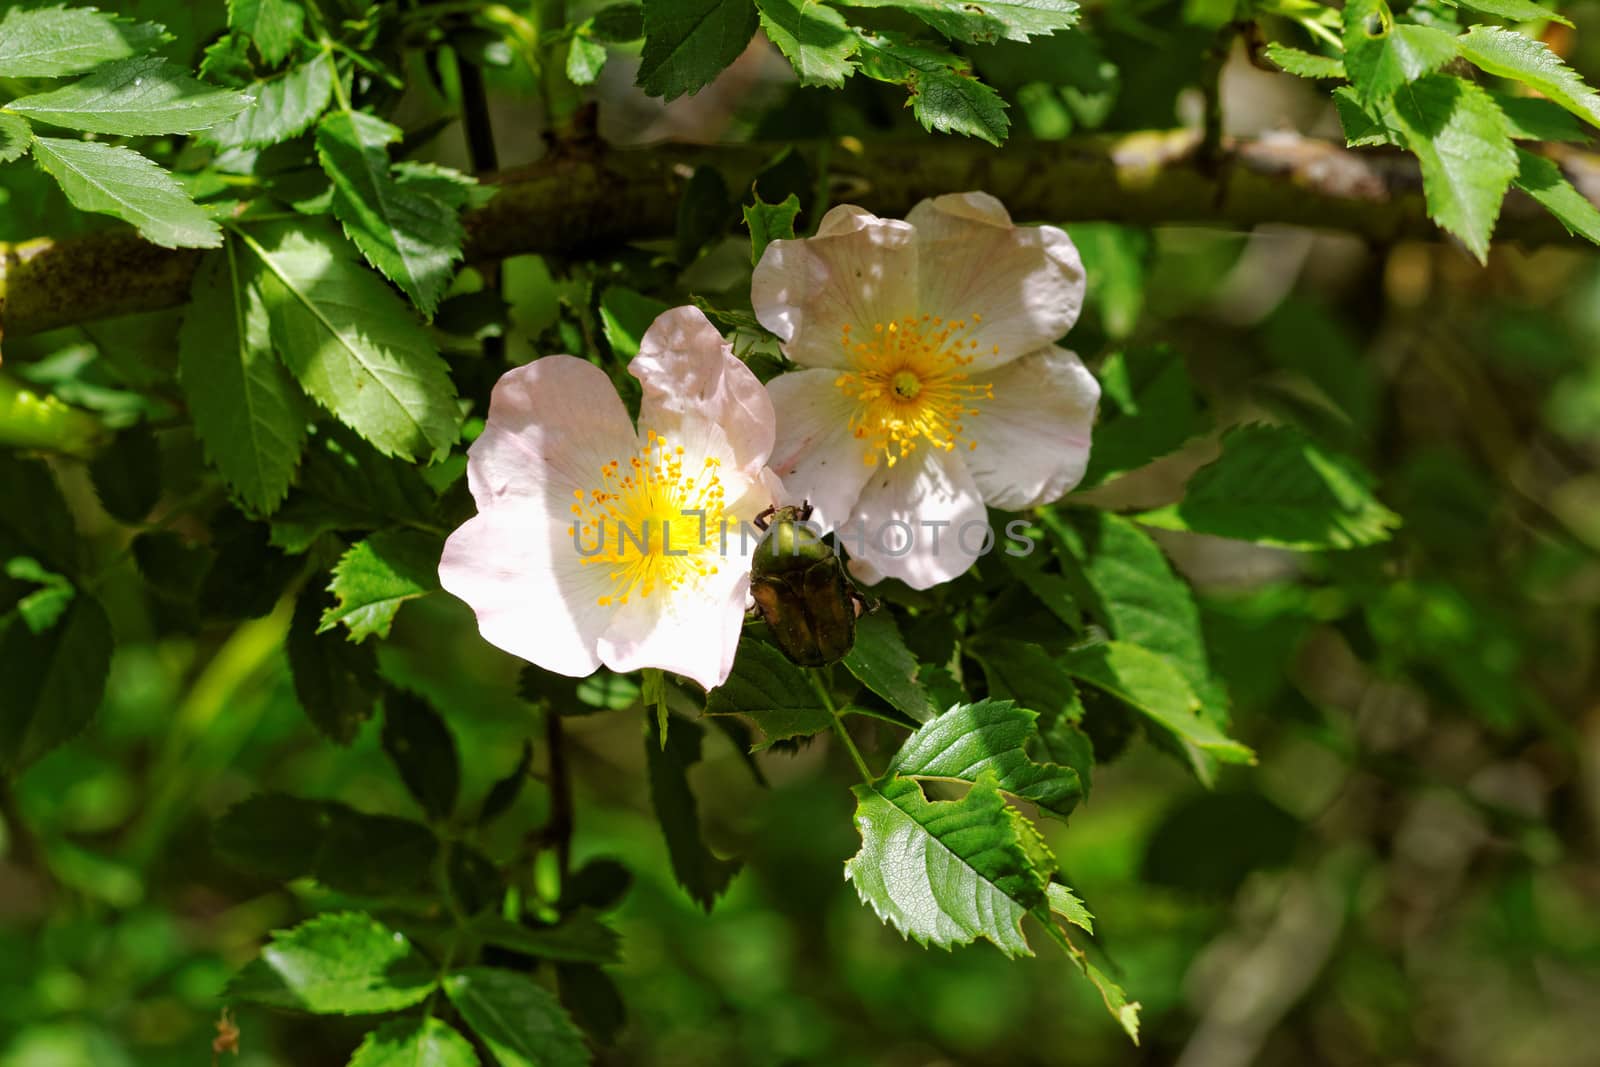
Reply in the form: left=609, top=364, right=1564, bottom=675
left=0, top=371, right=107, bottom=457
left=543, top=707, right=574, bottom=882
left=13, top=132, right=1600, bottom=340
left=1299, top=16, right=1342, bottom=50
left=323, top=42, right=352, bottom=112
left=810, top=670, right=875, bottom=784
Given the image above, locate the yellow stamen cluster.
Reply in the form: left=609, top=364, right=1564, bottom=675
left=567, top=430, right=726, bottom=607
left=833, top=314, right=996, bottom=467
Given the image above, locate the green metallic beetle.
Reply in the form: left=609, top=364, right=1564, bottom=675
left=749, top=502, right=870, bottom=667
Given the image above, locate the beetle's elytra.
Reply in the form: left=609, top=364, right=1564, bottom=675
left=749, top=503, right=867, bottom=667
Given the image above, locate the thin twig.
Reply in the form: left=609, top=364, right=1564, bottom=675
left=7, top=132, right=1599, bottom=340
left=456, top=55, right=507, bottom=364
left=543, top=708, right=573, bottom=881
left=809, top=670, right=875, bottom=784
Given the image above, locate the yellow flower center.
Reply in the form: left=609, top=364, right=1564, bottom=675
left=834, top=314, right=996, bottom=467
left=568, top=430, right=726, bottom=607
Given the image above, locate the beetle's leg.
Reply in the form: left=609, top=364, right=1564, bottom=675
left=799, top=499, right=814, bottom=523
left=850, top=589, right=877, bottom=618
left=754, top=505, right=776, bottom=531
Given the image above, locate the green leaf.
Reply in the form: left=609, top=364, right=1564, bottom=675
left=1492, top=92, right=1585, bottom=141
left=1068, top=224, right=1148, bottom=341
left=743, top=191, right=799, bottom=265
left=237, top=219, right=462, bottom=462
left=1445, top=0, right=1571, bottom=28
left=5, top=557, right=75, bottom=634
left=381, top=687, right=460, bottom=821
left=346, top=1017, right=480, bottom=1067
left=1050, top=510, right=1216, bottom=708
left=704, top=638, right=832, bottom=746
left=87, top=424, right=161, bottom=523
left=846, top=773, right=1052, bottom=958
left=644, top=711, right=741, bottom=909
left=566, top=35, right=608, bottom=85
left=319, top=528, right=441, bottom=641
left=315, top=110, right=469, bottom=317
left=394, top=161, right=488, bottom=210
left=1458, top=25, right=1600, bottom=128
left=674, top=164, right=732, bottom=264
left=8, top=57, right=250, bottom=135
left=179, top=243, right=311, bottom=514
left=599, top=286, right=672, bottom=360
left=0, top=5, right=167, bottom=79
left=226, top=912, right=436, bottom=1014
left=637, top=0, right=760, bottom=102
left=446, top=841, right=503, bottom=917
left=443, top=967, right=592, bottom=1067
left=269, top=426, right=440, bottom=554
left=755, top=0, right=858, bottom=87
left=855, top=32, right=1010, bottom=144
left=556, top=964, right=625, bottom=1046
left=0, top=113, right=30, bottom=164
left=203, top=52, right=335, bottom=148
left=1038, top=919, right=1141, bottom=1043
left=228, top=0, right=306, bottom=66
left=646, top=664, right=670, bottom=748
left=837, top=0, right=1079, bottom=44
left=0, top=596, right=112, bottom=774
left=30, top=136, right=220, bottom=248
left=1046, top=882, right=1094, bottom=933
left=1342, top=0, right=1459, bottom=104
left=1062, top=642, right=1254, bottom=781
left=201, top=32, right=254, bottom=85
left=592, top=3, right=646, bottom=41
left=888, top=699, right=1083, bottom=818
left=287, top=581, right=379, bottom=744
left=197, top=513, right=299, bottom=621
left=213, top=792, right=437, bottom=895
left=0, top=444, right=83, bottom=576
left=995, top=545, right=1082, bottom=631
left=1080, top=346, right=1204, bottom=487
left=560, top=858, right=633, bottom=911
left=1136, top=424, right=1401, bottom=549
left=843, top=612, right=940, bottom=723
left=470, top=912, right=622, bottom=965
left=478, top=740, right=532, bottom=824
left=968, top=637, right=1084, bottom=733
left=1333, top=85, right=1399, bottom=147
left=1264, top=42, right=1345, bottom=79
left=1513, top=147, right=1600, bottom=245
left=134, top=532, right=212, bottom=606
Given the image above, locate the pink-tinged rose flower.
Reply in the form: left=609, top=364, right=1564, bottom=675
left=439, top=307, right=780, bottom=690
left=751, top=192, right=1100, bottom=590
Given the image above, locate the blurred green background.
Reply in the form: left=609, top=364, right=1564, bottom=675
left=6, top=1, right=1600, bottom=1065
left=7, top=230, right=1600, bottom=1065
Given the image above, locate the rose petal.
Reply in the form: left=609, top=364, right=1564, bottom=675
left=766, top=368, right=878, bottom=533
left=906, top=192, right=1086, bottom=372
left=632, top=306, right=775, bottom=476
left=839, top=445, right=988, bottom=590
left=966, top=346, right=1100, bottom=510
left=752, top=205, right=918, bottom=370
left=598, top=567, right=752, bottom=690
left=467, top=355, right=637, bottom=510
left=438, top=503, right=613, bottom=677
